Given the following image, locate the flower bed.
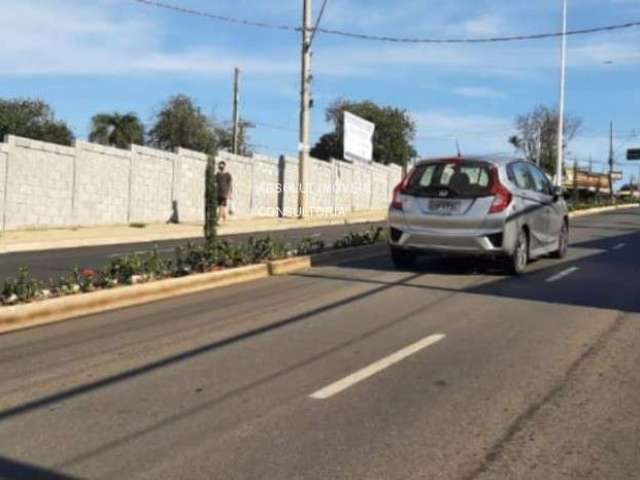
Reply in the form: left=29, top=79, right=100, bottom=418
left=1, top=227, right=385, bottom=307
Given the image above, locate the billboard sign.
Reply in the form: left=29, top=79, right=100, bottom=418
left=627, top=148, right=640, bottom=161
left=344, top=111, right=375, bottom=163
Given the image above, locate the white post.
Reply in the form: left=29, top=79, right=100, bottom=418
left=556, top=0, right=568, bottom=187
left=232, top=68, right=241, bottom=155
left=298, top=0, right=312, bottom=218
left=1, top=145, right=10, bottom=232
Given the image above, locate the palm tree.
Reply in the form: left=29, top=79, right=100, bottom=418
left=89, top=112, right=144, bottom=149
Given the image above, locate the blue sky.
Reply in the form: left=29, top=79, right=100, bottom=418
left=1, top=0, right=639, bottom=182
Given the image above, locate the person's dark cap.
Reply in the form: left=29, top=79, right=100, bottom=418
left=218, top=161, right=226, bottom=168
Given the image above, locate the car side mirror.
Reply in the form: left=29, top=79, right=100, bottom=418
left=551, top=186, right=564, bottom=200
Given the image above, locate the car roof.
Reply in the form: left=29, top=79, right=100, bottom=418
left=415, top=155, right=522, bottom=166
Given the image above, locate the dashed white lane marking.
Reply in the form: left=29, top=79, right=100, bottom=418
left=545, top=266, right=580, bottom=283
left=310, top=334, right=446, bottom=400
left=612, top=243, right=626, bottom=251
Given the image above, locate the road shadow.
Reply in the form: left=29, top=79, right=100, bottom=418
left=0, top=456, right=79, bottom=480
left=313, top=229, right=640, bottom=315
left=0, top=216, right=636, bottom=439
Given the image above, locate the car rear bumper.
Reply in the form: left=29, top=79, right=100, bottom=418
left=388, top=224, right=507, bottom=255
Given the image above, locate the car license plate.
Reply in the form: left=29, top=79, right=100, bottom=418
left=429, top=199, right=461, bottom=214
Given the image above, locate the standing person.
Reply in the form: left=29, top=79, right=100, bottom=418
left=216, top=161, right=233, bottom=224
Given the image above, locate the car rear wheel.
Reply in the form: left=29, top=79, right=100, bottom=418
left=550, top=222, right=568, bottom=259
left=390, top=247, right=416, bottom=269
left=506, top=229, right=528, bottom=275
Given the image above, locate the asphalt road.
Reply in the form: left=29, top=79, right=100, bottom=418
left=0, top=222, right=384, bottom=282
left=1, top=208, right=639, bottom=479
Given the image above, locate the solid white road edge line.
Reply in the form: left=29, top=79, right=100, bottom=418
left=612, top=243, right=626, bottom=250
left=309, top=334, right=446, bottom=400
left=545, top=266, right=580, bottom=283
left=108, top=248, right=175, bottom=258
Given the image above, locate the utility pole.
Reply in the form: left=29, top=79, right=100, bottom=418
left=608, top=120, right=615, bottom=200
left=556, top=0, right=568, bottom=187
left=232, top=68, right=241, bottom=155
left=298, top=0, right=312, bottom=218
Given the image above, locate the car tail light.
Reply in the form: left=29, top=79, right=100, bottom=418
left=489, top=168, right=512, bottom=214
left=390, top=169, right=415, bottom=211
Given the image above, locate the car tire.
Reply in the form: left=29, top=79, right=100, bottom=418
left=550, top=221, right=569, bottom=259
left=390, top=247, right=416, bottom=270
left=506, top=229, right=529, bottom=275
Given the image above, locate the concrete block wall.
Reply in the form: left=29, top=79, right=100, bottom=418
left=0, top=146, right=7, bottom=230
left=175, top=148, right=207, bottom=224
left=74, top=141, right=131, bottom=226
left=250, top=153, right=280, bottom=218
left=2, top=136, right=76, bottom=230
left=281, top=157, right=300, bottom=217
left=0, top=135, right=400, bottom=231
left=309, top=158, right=335, bottom=215
left=129, top=145, right=176, bottom=224
left=217, top=152, right=401, bottom=219
left=0, top=136, right=207, bottom=231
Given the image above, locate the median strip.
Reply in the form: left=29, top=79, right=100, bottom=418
left=0, top=228, right=388, bottom=335
left=309, top=333, right=446, bottom=400
left=545, top=266, right=580, bottom=283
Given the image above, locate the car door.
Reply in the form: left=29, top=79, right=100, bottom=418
left=528, top=164, right=559, bottom=247
left=508, top=162, right=548, bottom=253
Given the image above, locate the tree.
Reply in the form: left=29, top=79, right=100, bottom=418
left=509, top=105, right=582, bottom=175
left=89, top=112, right=144, bottom=149
left=204, top=158, right=218, bottom=242
left=311, top=99, right=417, bottom=167
left=147, top=95, right=217, bottom=154
left=0, top=98, right=74, bottom=146
left=147, top=95, right=218, bottom=238
left=215, top=119, right=252, bottom=156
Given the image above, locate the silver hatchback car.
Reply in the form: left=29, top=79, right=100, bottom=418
left=388, top=156, right=569, bottom=274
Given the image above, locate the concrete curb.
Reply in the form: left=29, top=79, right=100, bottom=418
left=0, top=264, right=269, bottom=335
left=0, top=243, right=389, bottom=335
left=569, top=203, right=639, bottom=219
left=0, top=214, right=387, bottom=254
left=268, top=257, right=312, bottom=276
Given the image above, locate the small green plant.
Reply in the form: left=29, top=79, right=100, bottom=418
left=129, top=222, right=148, bottom=229
left=1, top=268, right=41, bottom=304
left=333, top=227, right=384, bottom=249
left=1, top=227, right=388, bottom=308
left=295, top=237, right=326, bottom=256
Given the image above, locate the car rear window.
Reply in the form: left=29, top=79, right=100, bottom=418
left=406, top=161, right=494, bottom=198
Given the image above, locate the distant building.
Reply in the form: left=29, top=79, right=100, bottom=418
left=564, top=167, right=611, bottom=195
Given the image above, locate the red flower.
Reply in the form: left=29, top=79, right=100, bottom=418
left=81, top=268, right=96, bottom=278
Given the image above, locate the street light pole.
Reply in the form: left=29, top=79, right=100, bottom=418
left=298, top=0, right=312, bottom=218
left=609, top=120, right=615, bottom=200
left=556, top=0, right=568, bottom=187
left=232, top=68, right=240, bottom=155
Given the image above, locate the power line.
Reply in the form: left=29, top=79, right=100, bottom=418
left=131, top=0, right=297, bottom=32
left=310, top=0, right=330, bottom=46
left=317, top=21, right=640, bottom=44
left=129, top=0, right=640, bottom=44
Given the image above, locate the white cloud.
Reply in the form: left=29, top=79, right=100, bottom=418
left=453, top=86, right=507, bottom=99
left=462, top=15, right=503, bottom=36
left=413, top=111, right=515, bottom=156
left=0, top=0, right=296, bottom=77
